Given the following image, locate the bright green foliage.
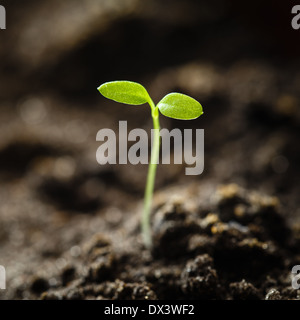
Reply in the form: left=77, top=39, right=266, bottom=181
left=98, top=81, right=151, bottom=106
left=98, top=80, right=203, bottom=248
left=157, top=93, right=203, bottom=120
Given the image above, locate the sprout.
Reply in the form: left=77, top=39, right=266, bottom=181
left=98, top=81, right=203, bottom=248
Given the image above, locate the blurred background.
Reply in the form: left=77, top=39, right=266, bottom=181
left=0, top=0, right=299, bottom=298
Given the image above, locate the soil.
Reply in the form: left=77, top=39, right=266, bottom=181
left=0, top=0, right=299, bottom=300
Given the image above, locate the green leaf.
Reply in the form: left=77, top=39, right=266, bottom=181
left=98, top=81, right=151, bottom=106
left=157, top=93, right=203, bottom=120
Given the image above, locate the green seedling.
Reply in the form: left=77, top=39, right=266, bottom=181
left=98, top=81, right=203, bottom=248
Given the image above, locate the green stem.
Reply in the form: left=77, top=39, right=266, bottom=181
left=142, top=100, right=160, bottom=248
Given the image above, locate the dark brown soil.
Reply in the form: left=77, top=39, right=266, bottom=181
left=0, top=0, right=299, bottom=300
left=3, top=183, right=298, bottom=300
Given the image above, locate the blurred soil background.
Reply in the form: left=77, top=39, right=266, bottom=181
left=0, top=0, right=299, bottom=299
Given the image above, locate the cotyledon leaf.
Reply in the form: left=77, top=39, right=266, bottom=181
left=157, top=93, right=203, bottom=120
left=98, top=81, right=151, bottom=106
